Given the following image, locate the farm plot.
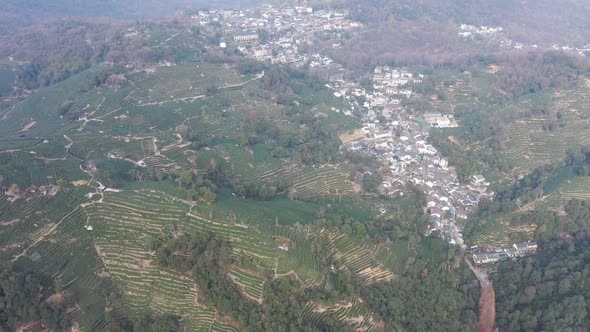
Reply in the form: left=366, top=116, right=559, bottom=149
left=326, top=231, right=396, bottom=284
left=13, top=207, right=116, bottom=330
left=67, top=130, right=114, bottom=159
left=542, top=176, right=590, bottom=208
left=107, top=136, right=156, bottom=161
left=503, top=87, right=590, bottom=175
left=289, top=165, right=357, bottom=199
left=229, top=268, right=265, bottom=301
left=215, top=143, right=291, bottom=185
left=183, top=211, right=278, bottom=270
left=212, top=190, right=323, bottom=227
left=470, top=217, right=534, bottom=248
left=82, top=190, right=237, bottom=330
left=4, top=187, right=111, bottom=330
left=373, top=240, right=412, bottom=275
left=275, top=227, right=324, bottom=287
left=0, top=150, right=84, bottom=187
left=127, top=63, right=248, bottom=104
left=0, top=188, right=86, bottom=260
left=161, top=143, right=196, bottom=170
left=0, top=67, right=109, bottom=142
left=300, top=299, right=378, bottom=332
left=184, top=93, right=285, bottom=143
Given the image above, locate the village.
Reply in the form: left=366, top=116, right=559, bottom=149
left=193, top=5, right=498, bottom=247
left=335, top=65, right=494, bottom=247
left=192, top=4, right=360, bottom=67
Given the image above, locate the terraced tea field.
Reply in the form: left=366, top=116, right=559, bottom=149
left=0, top=188, right=87, bottom=260
left=539, top=176, right=590, bottom=208
left=300, top=298, right=379, bottom=331
left=1, top=187, right=114, bottom=330
left=326, top=231, right=396, bottom=284
left=503, top=87, right=590, bottom=175
left=83, top=190, right=239, bottom=330
left=229, top=268, right=265, bottom=301
left=289, top=165, right=357, bottom=199
left=275, top=227, right=324, bottom=287
left=470, top=217, right=535, bottom=248
left=76, top=187, right=407, bottom=325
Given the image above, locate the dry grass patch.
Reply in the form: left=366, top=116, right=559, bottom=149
left=339, top=129, right=365, bottom=144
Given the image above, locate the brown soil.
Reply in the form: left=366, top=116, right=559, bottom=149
left=485, top=65, right=501, bottom=74
left=0, top=218, right=20, bottom=226
left=19, top=121, right=36, bottom=132
left=16, top=320, right=41, bottom=332
left=448, top=135, right=462, bottom=145
left=46, top=292, right=65, bottom=305
left=339, top=129, right=365, bottom=144
left=478, top=284, right=498, bottom=332
left=0, top=243, right=21, bottom=252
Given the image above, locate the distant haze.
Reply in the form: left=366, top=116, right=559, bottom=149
left=0, top=0, right=262, bottom=36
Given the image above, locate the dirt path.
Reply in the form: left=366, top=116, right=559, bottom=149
left=478, top=284, right=497, bottom=332
left=12, top=207, right=80, bottom=262
left=136, top=71, right=265, bottom=107
left=466, top=258, right=498, bottom=332
left=64, top=135, right=74, bottom=151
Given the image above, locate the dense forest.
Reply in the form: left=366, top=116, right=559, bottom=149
left=495, top=51, right=589, bottom=98
left=344, top=0, right=590, bottom=44
left=0, top=266, right=71, bottom=331
left=361, top=265, right=479, bottom=331
left=493, top=238, right=590, bottom=331
left=328, top=0, right=590, bottom=70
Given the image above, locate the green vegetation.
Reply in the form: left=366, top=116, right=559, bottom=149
left=0, top=64, right=15, bottom=97
left=493, top=238, right=590, bottom=331
left=361, top=241, right=479, bottom=331
left=0, top=265, right=72, bottom=330
left=9, top=7, right=589, bottom=330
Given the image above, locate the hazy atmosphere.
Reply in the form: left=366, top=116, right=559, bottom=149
left=1, top=1, right=590, bottom=331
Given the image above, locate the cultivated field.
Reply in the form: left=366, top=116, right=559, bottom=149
left=503, top=87, right=590, bottom=175
left=300, top=298, right=380, bottom=331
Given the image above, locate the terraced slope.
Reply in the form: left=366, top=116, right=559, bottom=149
left=83, top=190, right=238, bottom=330
left=503, top=86, right=590, bottom=175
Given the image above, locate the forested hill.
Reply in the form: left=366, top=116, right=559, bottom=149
left=490, top=199, right=590, bottom=330
left=493, top=238, right=590, bottom=330
left=0, top=0, right=261, bottom=37
left=344, top=0, right=590, bottom=45
left=326, top=0, right=590, bottom=70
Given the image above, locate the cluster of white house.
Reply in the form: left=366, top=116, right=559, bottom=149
left=471, top=241, right=538, bottom=264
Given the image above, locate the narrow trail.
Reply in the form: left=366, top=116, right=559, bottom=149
left=466, top=258, right=498, bottom=332
left=12, top=207, right=80, bottom=262
left=136, top=71, right=265, bottom=107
